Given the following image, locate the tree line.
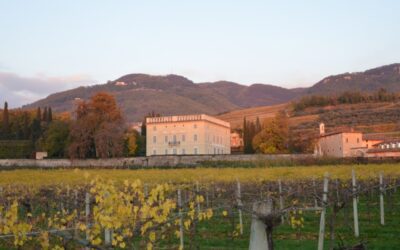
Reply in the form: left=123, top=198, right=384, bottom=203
left=1, top=91, right=309, bottom=159
left=0, top=102, right=53, bottom=141
left=293, top=88, right=399, bottom=112
left=0, top=93, right=147, bottom=159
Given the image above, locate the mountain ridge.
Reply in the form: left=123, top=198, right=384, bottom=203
left=23, top=63, right=400, bottom=122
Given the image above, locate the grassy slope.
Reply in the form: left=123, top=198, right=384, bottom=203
left=217, top=103, right=289, bottom=129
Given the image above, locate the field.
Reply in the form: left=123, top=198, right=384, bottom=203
left=1, top=164, right=400, bottom=186
left=1, top=164, right=400, bottom=249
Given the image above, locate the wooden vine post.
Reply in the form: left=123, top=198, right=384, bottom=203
left=312, top=178, right=318, bottom=207
left=85, top=192, right=91, bottom=249
left=317, top=173, right=329, bottom=250
left=249, top=199, right=274, bottom=250
left=177, top=189, right=184, bottom=250
left=278, top=179, right=284, bottom=223
left=379, top=172, right=385, bottom=226
left=236, top=179, right=244, bottom=235
left=352, top=169, right=359, bottom=237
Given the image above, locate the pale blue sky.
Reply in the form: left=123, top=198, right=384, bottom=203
left=0, top=0, right=400, bottom=106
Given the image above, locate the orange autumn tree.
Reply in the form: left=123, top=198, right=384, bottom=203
left=68, top=92, right=125, bottom=158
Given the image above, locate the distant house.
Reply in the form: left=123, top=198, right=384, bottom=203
left=35, top=152, right=48, bottom=160
left=146, top=114, right=231, bottom=156
left=130, top=122, right=142, bottom=134
left=115, top=81, right=127, bottom=86
left=314, top=123, right=384, bottom=157
left=366, top=140, right=400, bottom=158
left=230, top=131, right=244, bottom=154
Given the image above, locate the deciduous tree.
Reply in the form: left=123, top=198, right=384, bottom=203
left=252, top=112, right=289, bottom=154
left=42, top=121, right=70, bottom=157
left=68, top=92, right=125, bottom=159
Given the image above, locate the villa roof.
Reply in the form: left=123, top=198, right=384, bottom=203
left=319, top=130, right=361, bottom=138
left=372, top=139, right=400, bottom=147
left=146, top=114, right=230, bottom=128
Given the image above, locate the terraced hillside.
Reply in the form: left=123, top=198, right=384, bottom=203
left=218, top=101, right=400, bottom=152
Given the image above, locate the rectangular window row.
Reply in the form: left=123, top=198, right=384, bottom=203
left=153, top=134, right=197, bottom=144
left=153, top=148, right=198, bottom=155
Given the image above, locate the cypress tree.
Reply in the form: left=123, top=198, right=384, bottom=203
left=42, top=107, right=48, bottom=122
left=31, top=118, right=41, bottom=144
left=255, top=116, right=261, bottom=134
left=48, top=107, right=53, bottom=122
left=243, top=117, right=250, bottom=154
left=248, top=121, right=256, bottom=154
left=2, top=102, right=10, bottom=139
left=141, top=117, right=147, bottom=137
left=32, top=107, right=42, bottom=145
left=36, top=107, right=42, bottom=122
left=22, top=112, right=30, bottom=139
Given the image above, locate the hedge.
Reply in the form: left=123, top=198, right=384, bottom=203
left=0, top=140, right=33, bottom=159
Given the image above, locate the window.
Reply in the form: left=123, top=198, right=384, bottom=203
left=173, top=135, right=177, bottom=142
left=153, top=136, right=156, bottom=143
left=182, top=149, right=186, bottom=155
left=153, top=150, right=156, bottom=155
left=165, top=149, right=168, bottom=155
left=194, top=134, right=198, bottom=142
left=214, top=148, right=216, bottom=154
left=357, top=138, right=360, bottom=143
left=346, top=138, right=348, bottom=143
left=173, top=148, right=177, bottom=154
left=182, top=134, right=185, bottom=142
left=194, top=148, right=198, bottom=154
left=165, top=135, right=168, bottom=143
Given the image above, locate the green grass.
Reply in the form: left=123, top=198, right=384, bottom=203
left=188, top=193, right=400, bottom=249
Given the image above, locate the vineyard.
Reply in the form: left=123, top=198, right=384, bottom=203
left=1, top=165, right=400, bottom=249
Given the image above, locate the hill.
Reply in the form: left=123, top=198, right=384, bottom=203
left=307, top=63, right=400, bottom=95
left=23, top=74, right=296, bottom=122
left=23, top=63, right=400, bottom=122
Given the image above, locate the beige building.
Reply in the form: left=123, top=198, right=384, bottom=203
left=231, top=131, right=244, bottom=154
left=315, top=123, right=383, bottom=157
left=146, top=114, right=231, bottom=156
left=366, top=140, right=400, bottom=158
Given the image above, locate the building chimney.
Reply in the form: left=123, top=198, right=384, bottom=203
left=319, top=122, right=325, bottom=136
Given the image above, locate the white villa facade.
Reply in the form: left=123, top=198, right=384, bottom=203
left=146, top=114, right=231, bottom=156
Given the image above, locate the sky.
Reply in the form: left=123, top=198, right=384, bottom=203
left=0, top=0, right=400, bottom=107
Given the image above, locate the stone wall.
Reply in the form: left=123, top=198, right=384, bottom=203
left=0, top=154, right=314, bottom=169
